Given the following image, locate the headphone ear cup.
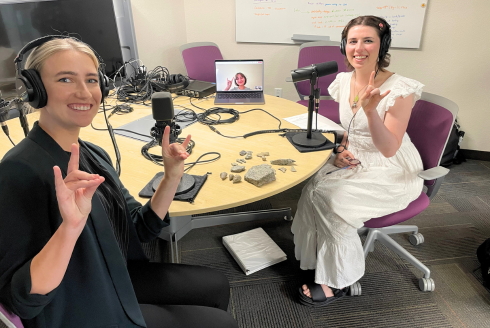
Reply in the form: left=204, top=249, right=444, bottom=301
left=99, top=71, right=109, bottom=101
left=340, top=38, right=346, bottom=56
left=23, top=69, right=47, bottom=109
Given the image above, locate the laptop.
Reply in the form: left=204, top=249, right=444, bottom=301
left=214, top=59, right=265, bottom=105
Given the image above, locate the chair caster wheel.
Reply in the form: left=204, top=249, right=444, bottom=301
left=284, top=215, right=293, bottom=221
left=349, top=281, right=362, bottom=296
left=409, top=233, right=424, bottom=246
left=419, top=278, right=435, bottom=292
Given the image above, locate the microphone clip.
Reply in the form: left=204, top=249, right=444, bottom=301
left=150, top=121, right=181, bottom=146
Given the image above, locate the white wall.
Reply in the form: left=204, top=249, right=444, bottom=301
left=132, top=0, right=490, bottom=152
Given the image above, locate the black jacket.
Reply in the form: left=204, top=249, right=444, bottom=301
left=0, top=122, right=169, bottom=327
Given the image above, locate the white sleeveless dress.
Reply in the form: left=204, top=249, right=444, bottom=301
left=291, top=71, right=425, bottom=289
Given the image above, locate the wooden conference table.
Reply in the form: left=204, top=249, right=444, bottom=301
left=0, top=95, right=334, bottom=261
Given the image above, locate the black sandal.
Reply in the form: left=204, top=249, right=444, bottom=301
left=298, top=282, right=349, bottom=307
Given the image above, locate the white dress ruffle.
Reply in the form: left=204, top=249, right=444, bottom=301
left=291, top=72, right=424, bottom=289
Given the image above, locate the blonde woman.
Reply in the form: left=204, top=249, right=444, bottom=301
left=0, top=37, right=237, bottom=328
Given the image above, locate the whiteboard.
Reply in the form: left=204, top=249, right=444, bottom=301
left=236, top=0, right=428, bottom=48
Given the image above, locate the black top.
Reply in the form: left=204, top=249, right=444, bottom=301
left=0, top=122, right=169, bottom=328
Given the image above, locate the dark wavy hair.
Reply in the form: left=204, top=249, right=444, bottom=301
left=341, top=15, right=391, bottom=72
left=234, top=72, right=247, bottom=86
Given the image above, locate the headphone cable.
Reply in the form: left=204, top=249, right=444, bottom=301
left=101, top=100, right=122, bottom=176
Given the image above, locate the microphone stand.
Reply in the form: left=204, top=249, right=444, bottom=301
left=291, top=71, right=327, bottom=148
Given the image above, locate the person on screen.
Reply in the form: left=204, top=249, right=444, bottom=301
left=224, top=72, right=252, bottom=91
left=0, top=37, right=238, bottom=328
left=292, top=16, right=425, bottom=307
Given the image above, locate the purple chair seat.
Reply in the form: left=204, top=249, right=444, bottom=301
left=297, top=99, right=340, bottom=124
left=0, top=303, right=23, bottom=328
left=180, top=43, right=223, bottom=83
left=364, top=192, right=430, bottom=229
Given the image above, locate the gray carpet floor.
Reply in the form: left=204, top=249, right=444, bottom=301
left=177, top=159, right=490, bottom=328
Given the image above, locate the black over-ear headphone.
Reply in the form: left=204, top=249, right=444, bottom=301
left=340, top=18, right=391, bottom=62
left=165, top=74, right=189, bottom=93
left=14, top=35, right=110, bottom=109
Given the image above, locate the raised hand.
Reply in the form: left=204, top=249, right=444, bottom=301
left=360, top=71, right=391, bottom=114
left=225, top=77, right=234, bottom=91
left=334, top=149, right=356, bottom=168
left=54, top=144, right=105, bottom=232
left=161, top=126, right=191, bottom=181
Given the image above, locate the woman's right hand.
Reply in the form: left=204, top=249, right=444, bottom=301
left=334, top=149, right=356, bottom=168
left=224, top=77, right=233, bottom=91
left=54, top=144, right=104, bottom=232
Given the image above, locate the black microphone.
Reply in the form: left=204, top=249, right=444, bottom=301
left=0, top=98, right=11, bottom=137
left=291, top=61, right=338, bottom=83
left=150, top=92, right=181, bottom=146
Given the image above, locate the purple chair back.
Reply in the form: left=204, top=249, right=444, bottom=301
left=0, top=303, right=23, bottom=328
left=296, top=42, right=348, bottom=97
left=406, top=93, right=457, bottom=186
left=181, top=42, right=223, bottom=83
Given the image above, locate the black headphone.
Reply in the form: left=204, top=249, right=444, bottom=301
left=165, top=74, right=189, bottom=93
left=340, top=17, right=391, bottom=62
left=14, top=35, right=110, bottom=109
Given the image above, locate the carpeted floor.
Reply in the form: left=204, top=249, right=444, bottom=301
left=176, top=159, right=490, bottom=328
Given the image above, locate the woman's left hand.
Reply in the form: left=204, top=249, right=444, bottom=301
left=360, top=71, right=391, bottom=114
left=161, top=126, right=191, bottom=181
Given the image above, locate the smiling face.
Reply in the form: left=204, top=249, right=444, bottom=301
left=235, top=73, right=246, bottom=86
left=39, top=49, right=102, bottom=133
left=345, top=25, right=381, bottom=72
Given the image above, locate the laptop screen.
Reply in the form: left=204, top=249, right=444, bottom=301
left=215, top=60, right=264, bottom=92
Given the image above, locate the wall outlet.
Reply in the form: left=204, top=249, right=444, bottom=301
left=275, top=88, right=282, bottom=97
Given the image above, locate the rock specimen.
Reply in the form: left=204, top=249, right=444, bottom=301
left=231, top=165, right=245, bottom=173
left=220, top=172, right=228, bottom=180
left=231, top=162, right=237, bottom=166
left=232, top=174, right=242, bottom=184
left=229, top=174, right=234, bottom=181
left=245, top=154, right=252, bottom=160
left=262, top=157, right=267, bottom=161
left=271, top=159, right=296, bottom=166
left=291, top=166, right=297, bottom=172
left=239, top=150, right=247, bottom=156
left=244, top=164, right=276, bottom=187
left=257, top=152, right=269, bottom=157
left=278, top=167, right=287, bottom=173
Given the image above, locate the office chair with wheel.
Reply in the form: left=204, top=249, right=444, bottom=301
left=295, top=41, right=348, bottom=124
left=349, top=92, right=458, bottom=296
left=0, top=303, right=23, bottom=328
left=180, top=42, right=223, bottom=83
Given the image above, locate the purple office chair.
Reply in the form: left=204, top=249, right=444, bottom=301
left=349, top=92, right=459, bottom=296
left=295, top=41, right=348, bottom=124
left=0, top=303, right=23, bottom=328
left=180, top=42, right=223, bottom=83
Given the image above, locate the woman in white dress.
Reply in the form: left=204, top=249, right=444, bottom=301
left=292, top=15, right=425, bottom=306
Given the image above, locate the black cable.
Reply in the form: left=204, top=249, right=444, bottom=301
left=101, top=100, right=122, bottom=176
left=7, top=134, right=15, bottom=146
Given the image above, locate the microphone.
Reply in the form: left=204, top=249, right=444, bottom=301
left=291, top=61, right=338, bottom=83
left=0, top=98, right=11, bottom=137
left=150, top=92, right=181, bottom=146
left=13, top=99, right=30, bottom=137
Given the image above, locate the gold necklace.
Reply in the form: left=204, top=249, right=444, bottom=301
left=351, top=72, right=370, bottom=109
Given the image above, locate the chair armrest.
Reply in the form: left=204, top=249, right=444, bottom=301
left=418, top=166, right=449, bottom=180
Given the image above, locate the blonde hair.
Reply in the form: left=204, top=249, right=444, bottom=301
left=25, top=37, right=99, bottom=72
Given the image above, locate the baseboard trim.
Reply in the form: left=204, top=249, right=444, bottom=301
left=460, top=149, right=490, bottom=162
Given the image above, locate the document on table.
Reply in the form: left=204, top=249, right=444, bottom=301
left=284, top=113, right=345, bottom=132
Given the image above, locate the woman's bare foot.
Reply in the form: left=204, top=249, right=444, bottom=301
left=302, top=284, right=334, bottom=298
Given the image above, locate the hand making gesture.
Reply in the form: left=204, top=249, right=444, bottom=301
left=224, top=77, right=234, bottom=91
left=360, top=71, right=391, bottom=114
left=53, top=144, right=105, bottom=233
left=161, top=126, right=191, bottom=180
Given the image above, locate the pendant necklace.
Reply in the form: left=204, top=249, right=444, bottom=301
left=352, top=71, right=371, bottom=109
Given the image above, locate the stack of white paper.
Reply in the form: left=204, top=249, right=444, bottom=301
left=284, top=112, right=345, bottom=132
left=222, top=228, right=287, bottom=275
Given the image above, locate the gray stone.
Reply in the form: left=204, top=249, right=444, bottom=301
left=232, top=174, right=242, bottom=184
left=271, top=159, right=296, bottom=166
left=244, top=164, right=276, bottom=187
left=220, top=172, right=228, bottom=180
left=257, top=152, right=269, bottom=157
left=229, top=174, right=234, bottom=181
left=291, top=166, right=297, bottom=172
left=231, top=165, right=245, bottom=173
left=239, top=150, right=247, bottom=156
left=278, top=167, right=287, bottom=173
left=231, top=162, right=237, bottom=166
left=262, top=156, right=267, bottom=161
left=245, top=154, right=252, bottom=160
